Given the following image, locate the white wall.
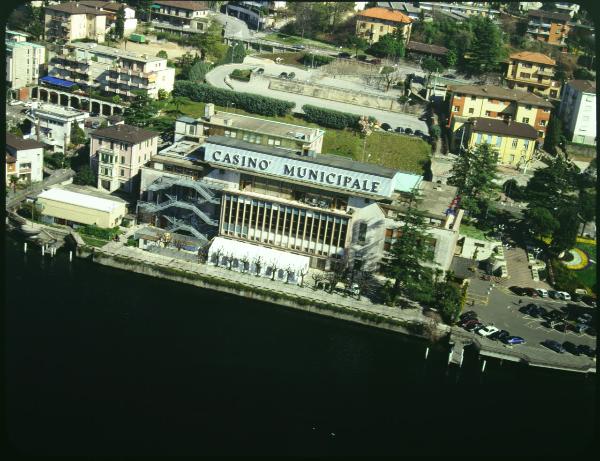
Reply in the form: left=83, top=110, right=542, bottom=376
left=15, top=147, right=44, bottom=182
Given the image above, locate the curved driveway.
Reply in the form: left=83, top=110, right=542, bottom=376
left=205, top=62, right=429, bottom=132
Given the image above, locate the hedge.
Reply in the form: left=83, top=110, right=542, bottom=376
left=80, top=224, right=120, bottom=240
left=173, top=81, right=295, bottom=116
left=230, top=69, right=251, bottom=82
left=302, top=104, right=362, bottom=130
left=302, top=53, right=334, bottom=67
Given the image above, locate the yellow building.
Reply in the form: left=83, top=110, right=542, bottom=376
left=356, top=7, right=412, bottom=45
left=37, top=187, right=127, bottom=228
left=464, top=117, right=538, bottom=168
left=506, top=51, right=561, bottom=99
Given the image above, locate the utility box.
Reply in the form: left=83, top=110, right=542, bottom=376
left=129, top=34, right=146, bottom=43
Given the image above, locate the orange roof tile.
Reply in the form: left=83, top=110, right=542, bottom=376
left=510, top=51, right=556, bottom=66
left=358, top=7, right=412, bottom=24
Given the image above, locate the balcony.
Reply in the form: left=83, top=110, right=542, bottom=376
left=527, top=28, right=550, bottom=35
left=153, top=9, right=193, bottom=20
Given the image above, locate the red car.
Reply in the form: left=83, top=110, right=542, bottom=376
left=524, top=287, right=539, bottom=297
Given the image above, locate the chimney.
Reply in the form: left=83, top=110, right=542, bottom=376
left=507, top=116, right=512, bottom=126
left=472, top=119, right=477, bottom=127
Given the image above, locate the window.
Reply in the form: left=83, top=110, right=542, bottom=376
left=496, top=136, right=502, bottom=147
left=522, top=117, right=529, bottom=124
left=453, top=106, right=460, bottom=112
left=485, top=111, right=491, bottom=116
left=468, top=108, right=474, bottom=114
left=526, top=105, right=532, bottom=110
left=512, top=138, right=518, bottom=149
left=111, top=142, right=114, bottom=149
left=475, top=133, right=482, bottom=144
left=120, top=156, right=125, bottom=164
left=538, top=131, right=544, bottom=137
left=543, top=108, right=550, bottom=113
left=120, top=169, right=125, bottom=177
left=379, top=26, right=383, bottom=32
left=520, top=72, right=531, bottom=79
left=539, top=120, right=547, bottom=126
left=523, top=140, right=530, bottom=150
left=486, top=134, right=492, bottom=144
left=471, top=96, right=476, bottom=101
left=358, top=222, right=368, bottom=244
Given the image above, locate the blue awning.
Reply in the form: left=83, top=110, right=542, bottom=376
left=40, top=76, right=76, bottom=88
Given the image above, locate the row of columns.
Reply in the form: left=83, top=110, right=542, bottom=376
left=32, top=87, right=123, bottom=116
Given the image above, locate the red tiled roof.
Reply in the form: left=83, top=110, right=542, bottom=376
left=510, top=51, right=556, bottom=66
left=358, top=7, right=412, bottom=24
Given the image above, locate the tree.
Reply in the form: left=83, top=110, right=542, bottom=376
left=170, top=96, right=187, bottom=115
left=429, top=125, right=441, bottom=141
left=111, top=95, right=122, bottom=105
left=156, top=50, right=168, bottom=59
left=381, top=196, right=435, bottom=304
left=466, top=16, right=505, bottom=74
left=525, top=155, right=578, bottom=211
left=188, top=61, right=212, bottom=82
left=554, top=61, right=569, bottom=84
left=223, top=42, right=246, bottom=65
left=445, top=49, right=457, bottom=68
left=578, top=189, right=596, bottom=235
left=552, top=207, right=580, bottom=254
left=311, top=272, right=325, bottom=289
left=73, top=165, right=96, bottom=186
left=123, top=92, right=158, bottom=127
left=421, top=57, right=444, bottom=75
left=369, top=34, right=405, bottom=60
left=524, top=206, right=559, bottom=238
left=157, top=89, right=169, bottom=100
left=346, top=35, right=368, bottom=57
left=176, top=52, right=201, bottom=80
left=573, top=67, right=594, bottom=80
left=70, top=123, right=86, bottom=147
left=9, top=125, right=23, bottom=136
left=115, top=6, right=125, bottom=39
left=432, top=281, right=462, bottom=324
left=9, top=175, right=19, bottom=193
left=448, top=143, right=499, bottom=219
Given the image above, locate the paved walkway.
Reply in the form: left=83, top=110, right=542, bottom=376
left=99, top=241, right=435, bottom=327
left=504, top=247, right=551, bottom=290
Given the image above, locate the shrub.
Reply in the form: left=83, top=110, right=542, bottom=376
left=302, top=104, right=362, bottom=129
left=301, top=53, right=334, bottom=67
left=80, top=224, right=120, bottom=240
left=173, top=81, right=295, bottom=116
left=230, top=69, right=251, bottom=81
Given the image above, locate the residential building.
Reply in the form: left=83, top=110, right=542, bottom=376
left=44, top=2, right=108, bottom=44
left=6, top=39, right=46, bottom=90
left=356, top=7, right=412, bottom=45
left=48, top=42, right=175, bottom=100
left=527, top=9, right=570, bottom=48
left=150, top=0, right=210, bottom=33
left=558, top=80, right=596, bottom=146
left=518, top=2, right=543, bottom=13
left=446, top=84, right=554, bottom=150
left=418, top=2, right=499, bottom=19
left=505, top=51, right=561, bottom=99
left=463, top=117, right=538, bottom=168
left=137, top=134, right=463, bottom=276
left=5, top=133, right=44, bottom=183
left=555, top=2, right=580, bottom=18
left=376, top=2, right=422, bottom=20
left=174, top=104, right=326, bottom=154
left=6, top=29, right=29, bottom=42
left=37, top=186, right=128, bottom=228
left=24, top=103, right=89, bottom=153
left=405, top=41, right=448, bottom=60
left=79, top=1, right=138, bottom=35
left=90, top=124, right=159, bottom=193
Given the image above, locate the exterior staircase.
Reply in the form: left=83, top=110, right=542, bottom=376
left=148, top=176, right=221, bottom=204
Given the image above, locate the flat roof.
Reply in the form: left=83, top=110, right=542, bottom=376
left=33, top=103, right=89, bottom=118
left=203, top=111, right=325, bottom=143
left=568, top=79, right=596, bottom=93
left=6, top=133, right=45, bottom=151
left=38, top=188, right=125, bottom=213
left=206, top=136, right=399, bottom=178
left=6, top=40, right=46, bottom=49
left=447, top=84, right=554, bottom=108
left=416, top=181, right=459, bottom=217
left=67, top=42, right=165, bottom=63
left=158, top=140, right=203, bottom=160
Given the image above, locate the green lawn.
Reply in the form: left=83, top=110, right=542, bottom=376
left=574, top=242, right=597, bottom=290
left=459, top=223, right=490, bottom=241
left=81, top=235, right=109, bottom=248
left=160, top=98, right=430, bottom=174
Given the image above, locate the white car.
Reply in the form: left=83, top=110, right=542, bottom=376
left=557, top=291, right=571, bottom=301
left=476, top=325, right=500, bottom=337
left=537, top=288, right=549, bottom=298
left=8, top=99, right=23, bottom=106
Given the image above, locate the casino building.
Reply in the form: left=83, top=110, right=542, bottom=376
left=137, top=119, right=463, bottom=277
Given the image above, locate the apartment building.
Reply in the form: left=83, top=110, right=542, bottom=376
left=44, top=2, right=108, bottom=44
left=90, top=124, right=159, bottom=193
left=463, top=118, right=538, bottom=168
left=527, top=9, right=570, bottom=48
left=376, top=2, right=422, bottom=20
left=79, top=1, right=138, bottom=35
left=6, top=39, right=46, bottom=90
left=554, top=2, right=580, bottom=18
left=446, top=84, right=554, bottom=150
left=6, top=29, right=29, bottom=42
left=24, top=103, right=89, bottom=153
left=175, top=104, right=326, bottom=154
left=48, top=42, right=175, bottom=99
left=5, top=133, right=44, bottom=184
left=505, top=51, right=561, bottom=99
left=150, top=0, right=210, bottom=32
left=356, top=7, right=412, bottom=45
left=558, top=80, right=596, bottom=146
left=418, top=2, right=499, bottom=19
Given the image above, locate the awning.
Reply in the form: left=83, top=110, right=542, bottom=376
left=40, top=76, right=76, bottom=88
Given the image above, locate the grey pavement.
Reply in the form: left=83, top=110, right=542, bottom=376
left=504, top=247, right=551, bottom=290
left=205, top=62, right=429, bottom=131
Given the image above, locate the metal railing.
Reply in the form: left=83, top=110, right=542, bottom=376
left=163, top=216, right=208, bottom=242
left=148, top=176, right=221, bottom=204
left=139, top=195, right=218, bottom=227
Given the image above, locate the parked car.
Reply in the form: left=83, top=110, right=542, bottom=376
left=287, top=72, right=296, bottom=79
left=395, top=127, right=404, bottom=133
left=557, top=291, right=572, bottom=301
left=542, top=339, right=565, bottom=353
left=503, top=336, right=526, bottom=345
left=491, top=330, right=510, bottom=342
left=91, top=121, right=101, bottom=129
left=562, top=341, right=580, bottom=355
left=460, top=318, right=479, bottom=328
left=524, top=287, right=539, bottom=297
left=573, top=323, right=589, bottom=334
left=256, top=68, right=265, bottom=74
left=8, top=99, right=23, bottom=106
left=464, top=321, right=483, bottom=332
left=460, top=310, right=478, bottom=321
left=536, top=306, right=548, bottom=318
left=509, top=286, right=526, bottom=296
left=477, top=325, right=500, bottom=337
left=571, top=293, right=583, bottom=302
left=536, top=288, right=549, bottom=298
left=546, top=310, right=567, bottom=322
left=291, top=45, right=305, bottom=50
left=576, top=344, right=595, bottom=357
left=414, top=129, right=424, bottom=137
left=577, top=313, right=593, bottom=324
left=585, top=327, right=596, bottom=337
left=404, top=127, right=413, bottom=135
left=582, top=296, right=596, bottom=307
left=380, top=123, right=392, bottom=131
left=549, top=290, right=561, bottom=299
left=279, top=72, right=288, bottom=78
left=338, top=52, right=351, bottom=59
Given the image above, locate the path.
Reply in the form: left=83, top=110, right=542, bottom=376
left=6, top=168, right=75, bottom=210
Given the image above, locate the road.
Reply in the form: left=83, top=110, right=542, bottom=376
left=6, top=168, right=75, bottom=210
left=205, top=62, right=429, bottom=132
left=211, top=11, right=253, bottom=40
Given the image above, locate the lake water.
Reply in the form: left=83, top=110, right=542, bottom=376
left=5, top=235, right=596, bottom=456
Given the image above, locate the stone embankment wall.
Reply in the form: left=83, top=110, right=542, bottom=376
left=78, top=246, right=448, bottom=341
left=268, top=78, right=405, bottom=113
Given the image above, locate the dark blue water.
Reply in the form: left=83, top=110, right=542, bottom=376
left=5, top=236, right=596, bottom=456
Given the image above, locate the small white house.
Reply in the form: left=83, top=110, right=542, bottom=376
left=25, top=103, right=89, bottom=153
left=5, top=133, right=45, bottom=183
